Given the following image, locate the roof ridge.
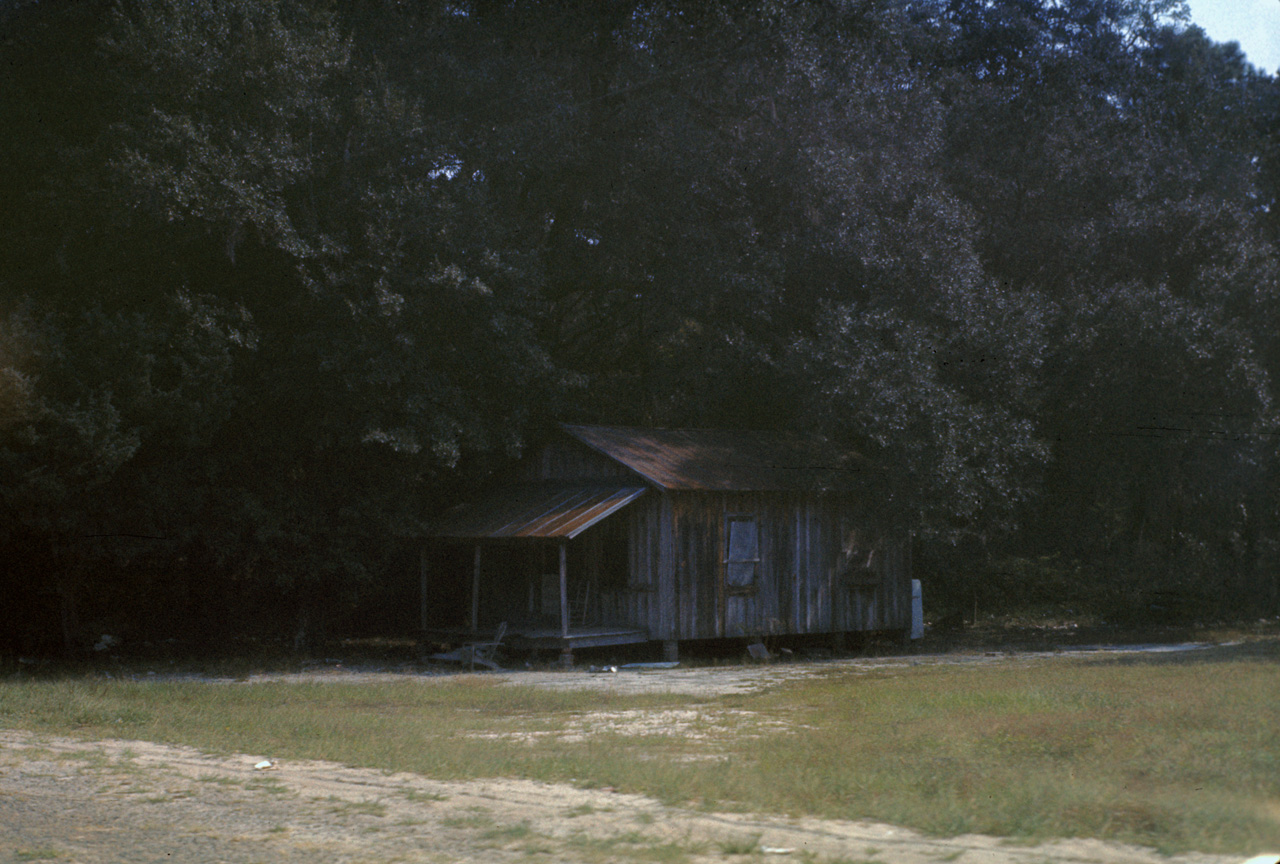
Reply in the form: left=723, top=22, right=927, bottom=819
left=559, top=425, right=861, bottom=492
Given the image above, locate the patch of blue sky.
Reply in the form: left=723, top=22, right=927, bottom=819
left=1186, top=0, right=1280, bottom=75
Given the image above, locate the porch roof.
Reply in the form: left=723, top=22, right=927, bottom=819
left=428, top=484, right=646, bottom=540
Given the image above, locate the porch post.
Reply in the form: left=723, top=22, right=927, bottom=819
left=471, top=544, right=482, bottom=635
left=558, top=542, right=573, bottom=666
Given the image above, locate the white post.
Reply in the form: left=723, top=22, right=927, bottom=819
left=911, top=579, right=924, bottom=640
left=559, top=543, right=570, bottom=641
left=559, top=543, right=573, bottom=666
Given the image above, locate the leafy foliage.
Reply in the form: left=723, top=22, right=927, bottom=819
left=1, top=0, right=1277, bottom=652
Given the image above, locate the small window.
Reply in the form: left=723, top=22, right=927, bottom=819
left=725, top=516, right=759, bottom=587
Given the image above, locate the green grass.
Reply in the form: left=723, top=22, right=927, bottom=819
left=2, top=641, right=1278, bottom=855
left=246, top=777, right=290, bottom=796
left=195, top=772, right=241, bottom=786
left=441, top=812, right=495, bottom=830
left=480, top=821, right=533, bottom=843
left=401, top=788, right=448, bottom=803
left=715, top=833, right=760, bottom=855
left=565, top=832, right=696, bottom=863
left=327, top=798, right=387, bottom=818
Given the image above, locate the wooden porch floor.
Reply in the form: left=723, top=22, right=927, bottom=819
left=421, top=625, right=650, bottom=652
left=507, top=626, right=650, bottom=651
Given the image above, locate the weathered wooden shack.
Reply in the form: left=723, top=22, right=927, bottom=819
left=425, top=425, right=911, bottom=662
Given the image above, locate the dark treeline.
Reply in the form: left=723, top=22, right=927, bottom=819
left=2, top=0, right=1277, bottom=655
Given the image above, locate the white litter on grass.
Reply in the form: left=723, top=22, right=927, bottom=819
left=1239, top=855, right=1280, bottom=864
left=761, top=846, right=794, bottom=854
left=253, top=759, right=277, bottom=771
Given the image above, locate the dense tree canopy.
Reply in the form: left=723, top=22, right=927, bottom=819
left=2, top=0, right=1276, bottom=653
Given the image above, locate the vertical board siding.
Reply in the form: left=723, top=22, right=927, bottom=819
left=755, top=494, right=774, bottom=636
left=656, top=494, right=678, bottom=639
left=615, top=488, right=911, bottom=641
left=448, top=435, right=911, bottom=643
left=675, top=493, right=704, bottom=640
left=621, top=496, right=661, bottom=635
left=773, top=495, right=796, bottom=633
left=721, top=493, right=743, bottom=637
left=785, top=499, right=802, bottom=632
left=808, top=502, right=825, bottom=632
left=672, top=492, right=716, bottom=640
left=756, top=495, right=783, bottom=638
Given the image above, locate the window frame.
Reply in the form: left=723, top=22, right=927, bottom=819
left=723, top=513, right=760, bottom=591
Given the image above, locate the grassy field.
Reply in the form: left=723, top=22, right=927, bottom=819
left=2, top=641, right=1278, bottom=856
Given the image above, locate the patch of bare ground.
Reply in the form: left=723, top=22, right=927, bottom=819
left=235, top=631, right=1269, bottom=696
left=0, top=730, right=1246, bottom=864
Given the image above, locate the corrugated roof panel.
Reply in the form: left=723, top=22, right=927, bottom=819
left=561, top=425, right=866, bottom=491
left=429, top=485, right=647, bottom=540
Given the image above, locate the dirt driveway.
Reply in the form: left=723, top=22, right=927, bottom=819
left=0, top=730, right=1244, bottom=864
left=0, top=644, right=1260, bottom=864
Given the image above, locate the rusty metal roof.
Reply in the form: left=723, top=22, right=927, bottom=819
left=561, top=425, right=865, bottom=492
left=429, top=484, right=647, bottom=540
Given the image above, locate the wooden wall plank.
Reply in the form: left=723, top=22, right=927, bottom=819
left=656, top=493, right=677, bottom=640
left=609, top=489, right=911, bottom=642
